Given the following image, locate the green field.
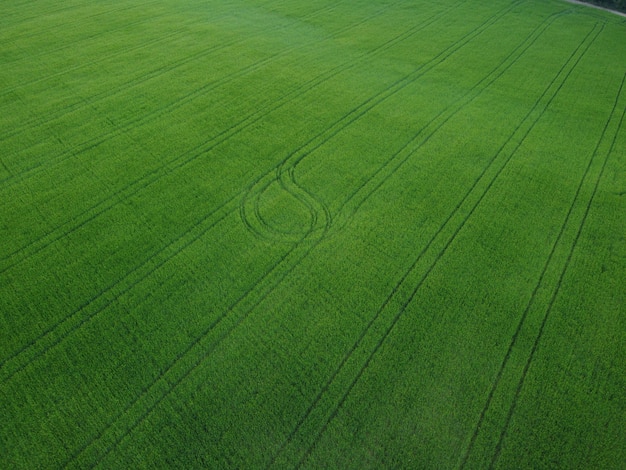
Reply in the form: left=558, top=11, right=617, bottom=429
left=1, top=0, right=625, bottom=467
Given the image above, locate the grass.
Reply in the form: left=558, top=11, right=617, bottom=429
left=1, top=0, right=625, bottom=467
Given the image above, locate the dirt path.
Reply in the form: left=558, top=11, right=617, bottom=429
left=563, top=0, right=626, bottom=18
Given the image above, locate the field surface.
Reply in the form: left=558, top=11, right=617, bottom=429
left=1, top=0, right=625, bottom=467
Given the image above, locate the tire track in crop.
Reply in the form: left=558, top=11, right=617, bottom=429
left=0, top=0, right=452, bottom=274
left=2, top=0, right=146, bottom=26
left=2, top=0, right=512, bottom=382
left=1, top=35, right=256, bottom=143
left=0, top=0, right=465, bottom=382
left=0, top=157, right=9, bottom=177
left=63, top=221, right=320, bottom=469
left=0, top=25, right=189, bottom=100
left=0, top=0, right=417, bottom=280
left=329, top=10, right=572, bottom=238
left=5, top=0, right=353, bottom=125
left=0, top=0, right=396, bottom=183
left=0, top=196, right=239, bottom=383
left=263, top=9, right=575, bottom=461
left=0, top=0, right=292, bottom=50
left=2, top=0, right=162, bottom=44
left=486, top=72, right=626, bottom=470
left=0, top=0, right=524, bottom=383
left=240, top=164, right=333, bottom=243
left=0, top=0, right=337, bottom=97
left=263, top=21, right=603, bottom=469
left=240, top=0, right=518, bottom=243
left=1, top=1, right=104, bottom=32
left=459, top=70, right=625, bottom=470
left=294, top=23, right=604, bottom=469
left=0, top=0, right=453, bottom=379
left=0, top=3, right=172, bottom=69
left=66, top=2, right=522, bottom=465
left=50, top=3, right=518, bottom=466
left=2, top=3, right=445, bottom=260
left=0, top=0, right=343, bottom=145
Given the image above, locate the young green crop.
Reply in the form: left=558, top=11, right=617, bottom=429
left=1, top=0, right=624, bottom=467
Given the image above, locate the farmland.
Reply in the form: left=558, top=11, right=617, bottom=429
left=1, top=0, right=625, bottom=467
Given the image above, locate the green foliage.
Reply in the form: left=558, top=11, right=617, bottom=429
left=1, top=0, right=625, bottom=467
